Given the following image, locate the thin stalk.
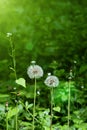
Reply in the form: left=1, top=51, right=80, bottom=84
left=16, top=105, right=18, bottom=130
left=68, top=80, right=70, bottom=130
left=6, top=113, right=8, bottom=130
left=9, top=36, right=18, bottom=130
left=9, top=37, right=17, bottom=80
left=33, top=78, right=37, bottom=130
left=50, top=87, right=53, bottom=130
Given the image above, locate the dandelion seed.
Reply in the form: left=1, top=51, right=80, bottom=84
left=27, top=63, right=43, bottom=79
left=44, top=73, right=59, bottom=87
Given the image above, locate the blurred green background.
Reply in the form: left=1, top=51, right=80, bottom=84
left=0, top=0, right=87, bottom=81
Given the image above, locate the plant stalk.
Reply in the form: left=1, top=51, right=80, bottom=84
left=16, top=105, right=18, bottom=130
left=68, top=80, right=70, bottom=130
left=6, top=113, right=8, bottom=130
left=9, top=36, right=18, bottom=130
left=33, top=78, right=37, bottom=130
left=50, top=87, right=53, bottom=130
left=9, top=37, right=17, bottom=80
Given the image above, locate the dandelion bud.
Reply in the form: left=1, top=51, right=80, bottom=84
left=74, top=60, right=77, bottom=64
left=81, top=85, right=84, bottom=89
left=31, top=61, right=36, bottom=64
left=68, top=76, right=72, bottom=80
left=5, top=102, right=8, bottom=107
left=68, top=69, right=73, bottom=80
left=37, top=91, right=40, bottom=95
left=6, top=32, right=12, bottom=37
left=13, top=87, right=16, bottom=90
left=5, top=102, right=9, bottom=112
left=48, top=73, right=51, bottom=76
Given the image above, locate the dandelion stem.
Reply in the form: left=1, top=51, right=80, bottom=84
left=6, top=113, right=8, bottom=130
left=33, top=78, right=37, bottom=130
left=16, top=105, right=18, bottom=130
left=50, top=87, right=53, bottom=130
left=68, top=80, right=70, bottom=130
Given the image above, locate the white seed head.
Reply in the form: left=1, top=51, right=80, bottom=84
left=44, top=75, right=59, bottom=87
left=27, top=65, right=43, bottom=79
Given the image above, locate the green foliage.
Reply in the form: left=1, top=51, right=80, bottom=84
left=0, top=0, right=87, bottom=129
left=16, top=78, right=26, bottom=88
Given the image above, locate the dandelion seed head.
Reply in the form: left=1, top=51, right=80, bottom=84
left=27, top=65, right=43, bottom=79
left=44, top=75, right=59, bottom=87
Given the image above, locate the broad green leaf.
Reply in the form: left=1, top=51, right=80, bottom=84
left=53, top=106, right=61, bottom=112
left=16, top=78, right=26, bottom=88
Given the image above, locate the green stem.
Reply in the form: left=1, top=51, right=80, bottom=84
left=9, top=37, right=18, bottom=130
left=9, top=37, right=17, bottom=80
left=33, top=78, right=36, bottom=130
left=16, top=105, right=18, bottom=130
left=68, top=80, right=70, bottom=130
left=6, top=113, right=8, bottom=130
left=50, top=87, right=53, bottom=130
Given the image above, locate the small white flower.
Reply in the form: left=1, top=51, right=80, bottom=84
left=37, top=91, right=40, bottom=95
left=44, top=74, right=59, bottom=87
left=43, top=111, right=49, bottom=115
left=81, top=85, right=84, bottom=89
left=27, top=64, right=43, bottom=79
left=7, top=32, right=12, bottom=37
left=74, top=60, right=77, bottom=64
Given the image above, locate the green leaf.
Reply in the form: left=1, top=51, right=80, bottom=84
left=0, top=94, right=9, bottom=98
left=79, top=64, right=87, bottom=74
left=16, top=78, right=26, bottom=88
left=53, top=106, right=61, bottom=112
left=7, top=107, right=19, bottom=119
left=0, top=104, right=5, bottom=112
